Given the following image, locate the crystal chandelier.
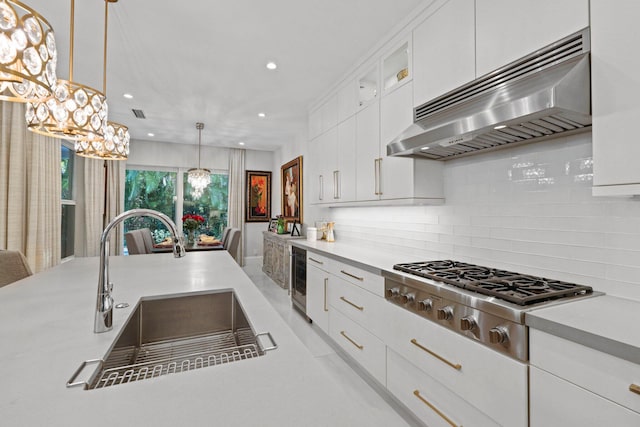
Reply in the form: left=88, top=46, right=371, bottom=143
left=0, top=0, right=58, bottom=102
left=75, top=0, right=129, bottom=160
left=187, top=122, right=211, bottom=199
left=25, top=0, right=107, bottom=142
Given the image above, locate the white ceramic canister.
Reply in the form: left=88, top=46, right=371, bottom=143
left=307, top=227, right=317, bottom=242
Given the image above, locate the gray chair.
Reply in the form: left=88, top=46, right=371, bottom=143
left=221, top=227, right=232, bottom=247
left=225, top=228, right=241, bottom=264
left=125, top=230, right=147, bottom=255
left=0, top=250, right=33, bottom=287
left=139, top=228, right=155, bottom=253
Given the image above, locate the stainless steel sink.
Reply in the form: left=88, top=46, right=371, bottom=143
left=68, top=290, right=276, bottom=390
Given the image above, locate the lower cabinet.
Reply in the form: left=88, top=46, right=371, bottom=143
left=530, top=367, right=640, bottom=426
left=262, top=232, right=302, bottom=288
left=306, top=263, right=329, bottom=333
left=329, top=308, right=387, bottom=386
left=387, top=349, right=500, bottom=427
left=529, top=328, right=640, bottom=424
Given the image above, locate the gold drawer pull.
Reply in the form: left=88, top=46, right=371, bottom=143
left=340, top=296, right=364, bottom=311
left=340, top=331, right=364, bottom=350
left=413, top=390, right=461, bottom=427
left=340, top=270, right=364, bottom=281
left=323, top=278, right=328, bottom=312
left=309, top=257, right=323, bottom=265
left=411, top=338, right=462, bottom=371
left=630, top=384, right=640, bottom=395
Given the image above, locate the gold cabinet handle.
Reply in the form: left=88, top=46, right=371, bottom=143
left=340, top=331, right=363, bottom=350
left=413, top=390, right=460, bottom=427
left=323, top=278, right=328, bottom=312
left=340, top=270, right=364, bottom=281
left=630, top=384, right=640, bottom=395
left=340, top=296, right=364, bottom=311
left=411, top=339, right=462, bottom=371
left=309, top=257, right=323, bottom=265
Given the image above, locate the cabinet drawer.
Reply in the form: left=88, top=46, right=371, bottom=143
left=329, top=261, right=384, bottom=297
left=382, top=305, right=528, bottom=427
left=387, top=349, right=500, bottom=427
left=531, top=366, right=640, bottom=426
left=530, top=329, right=640, bottom=414
left=328, top=276, right=389, bottom=339
left=329, top=308, right=386, bottom=386
left=306, top=251, right=332, bottom=272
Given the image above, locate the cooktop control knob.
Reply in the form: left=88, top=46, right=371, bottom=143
left=386, top=288, right=399, bottom=298
left=417, top=299, right=433, bottom=312
left=436, top=306, right=454, bottom=321
left=460, top=316, right=477, bottom=331
left=400, top=293, right=415, bottom=304
left=489, top=326, right=509, bottom=344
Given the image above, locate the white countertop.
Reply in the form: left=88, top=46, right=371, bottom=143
left=0, top=251, right=401, bottom=426
left=525, top=295, right=640, bottom=365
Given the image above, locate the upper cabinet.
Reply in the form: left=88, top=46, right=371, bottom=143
left=358, top=65, right=379, bottom=109
left=382, top=40, right=411, bottom=94
left=337, top=79, right=358, bottom=123
left=591, top=0, right=640, bottom=196
left=476, top=0, right=589, bottom=76
left=412, top=0, right=475, bottom=107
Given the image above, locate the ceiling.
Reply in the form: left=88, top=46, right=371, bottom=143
left=25, top=0, right=427, bottom=151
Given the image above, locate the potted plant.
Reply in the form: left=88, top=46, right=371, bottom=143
left=276, top=215, right=286, bottom=234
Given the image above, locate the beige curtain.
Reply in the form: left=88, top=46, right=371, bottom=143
left=82, top=158, right=125, bottom=257
left=228, top=148, right=245, bottom=265
left=0, top=101, right=61, bottom=273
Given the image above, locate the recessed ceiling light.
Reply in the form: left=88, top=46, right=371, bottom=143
left=147, top=133, right=154, bottom=137
left=123, top=93, right=133, bottom=99
left=238, top=141, right=245, bottom=146
left=266, top=61, right=277, bottom=70
left=258, top=112, right=266, bottom=118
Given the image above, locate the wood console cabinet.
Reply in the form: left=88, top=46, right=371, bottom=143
left=262, top=231, right=303, bottom=289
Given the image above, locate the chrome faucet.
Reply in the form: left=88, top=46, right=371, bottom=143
left=94, top=208, right=186, bottom=333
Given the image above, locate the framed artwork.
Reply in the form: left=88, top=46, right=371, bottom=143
left=268, top=218, right=278, bottom=232
left=245, top=170, right=271, bottom=222
left=281, top=156, right=303, bottom=224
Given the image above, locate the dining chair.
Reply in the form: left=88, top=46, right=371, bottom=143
left=0, top=250, right=33, bottom=287
left=225, top=228, right=241, bottom=264
left=139, top=228, right=155, bottom=254
left=221, top=227, right=232, bottom=247
left=125, top=231, right=146, bottom=255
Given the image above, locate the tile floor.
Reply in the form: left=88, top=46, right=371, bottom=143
left=242, top=262, right=421, bottom=427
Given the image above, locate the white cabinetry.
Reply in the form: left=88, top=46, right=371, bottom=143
left=355, top=100, right=381, bottom=201
left=530, top=329, right=640, bottom=423
left=306, top=253, right=331, bottom=333
left=591, top=0, right=640, bottom=195
left=531, top=367, right=640, bottom=426
left=335, top=116, right=357, bottom=202
left=475, top=0, right=589, bottom=76
left=382, top=304, right=528, bottom=427
left=412, top=0, right=475, bottom=107
left=337, top=80, right=357, bottom=123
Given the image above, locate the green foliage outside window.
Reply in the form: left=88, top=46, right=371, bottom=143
left=183, top=173, right=228, bottom=239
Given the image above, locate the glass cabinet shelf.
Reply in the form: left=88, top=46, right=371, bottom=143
left=383, top=41, right=410, bottom=92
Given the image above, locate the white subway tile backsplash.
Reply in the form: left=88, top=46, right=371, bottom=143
left=326, top=133, right=640, bottom=301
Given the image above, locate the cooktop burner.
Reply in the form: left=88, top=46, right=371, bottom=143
left=393, top=260, right=593, bottom=306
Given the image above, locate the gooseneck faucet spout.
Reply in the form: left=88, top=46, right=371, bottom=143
left=94, top=209, right=186, bottom=333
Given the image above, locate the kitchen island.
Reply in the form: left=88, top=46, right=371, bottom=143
left=0, top=251, right=407, bottom=426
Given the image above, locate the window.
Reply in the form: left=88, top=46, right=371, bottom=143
left=183, top=172, right=228, bottom=239
left=124, top=169, right=177, bottom=243
left=123, top=168, right=229, bottom=250
left=61, top=144, right=75, bottom=259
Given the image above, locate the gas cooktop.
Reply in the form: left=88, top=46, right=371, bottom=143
left=393, top=260, right=594, bottom=306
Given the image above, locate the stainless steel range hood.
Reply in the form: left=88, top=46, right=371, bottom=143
left=388, top=28, right=591, bottom=160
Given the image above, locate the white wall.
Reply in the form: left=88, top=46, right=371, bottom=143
left=325, top=133, right=640, bottom=302
left=244, top=149, right=275, bottom=261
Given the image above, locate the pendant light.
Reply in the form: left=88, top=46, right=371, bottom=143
left=25, top=0, right=107, bottom=142
left=187, top=122, right=211, bottom=199
left=0, top=0, right=58, bottom=102
left=75, top=0, right=128, bottom=160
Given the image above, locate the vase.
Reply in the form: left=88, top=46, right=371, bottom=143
left=277, top=223, right=285, bottom=234
left=326, top=222, right=335, bottom=242
left=187, top=230, right=196, bottom=246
